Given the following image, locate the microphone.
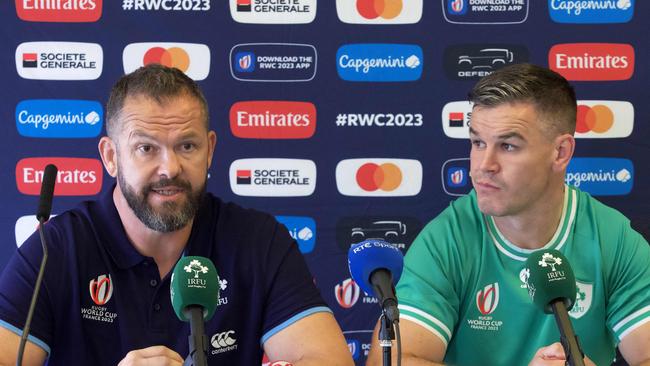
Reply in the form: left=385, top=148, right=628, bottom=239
left=348, top=239, right=403, bottom=323
left=170, top=256, right=219, bottom=366
left=17, top=164, right=58, bottom=366
left=36, top=164, right=58, bottom=222
left=525, top=249, right=585, bottom=366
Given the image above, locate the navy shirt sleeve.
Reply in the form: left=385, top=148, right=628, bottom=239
left=260, top=220, right=329, bottom=343
left=0, top=222, right=60, bottom=354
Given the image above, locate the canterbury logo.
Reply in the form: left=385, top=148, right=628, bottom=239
left=89, top=274, right=113, bottom=306
left=211, top=330, right=236, bottom=348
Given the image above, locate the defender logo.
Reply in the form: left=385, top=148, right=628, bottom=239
left=444, top=45, right=529, bottom=80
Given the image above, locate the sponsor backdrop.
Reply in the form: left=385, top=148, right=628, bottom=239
left=1, top=0, right=647, bottom=364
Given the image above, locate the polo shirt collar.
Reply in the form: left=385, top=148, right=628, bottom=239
left=93, top=183, right=217, bottom=269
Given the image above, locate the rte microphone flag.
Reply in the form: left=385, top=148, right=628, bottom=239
left=348, top=239, right=403, bottom=323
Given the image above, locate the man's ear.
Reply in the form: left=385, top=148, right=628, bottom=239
left=552, top=133, right=575, bottom=173
left=207, top=131, right=217, bottom=168
left=98, top=136, right=118, bottom=178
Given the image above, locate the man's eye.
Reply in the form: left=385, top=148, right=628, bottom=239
left=502, top=143, right=516, bottom=151
left=471, top=140, right=485, bottom=148
left=181, top=143, right=196, bottom=152
left=138, top=145, right=153, bottom=153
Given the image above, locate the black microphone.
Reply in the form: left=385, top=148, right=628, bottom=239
left=36, top=164, right=57, bottom=222
left=17, top=164, right=57, bottom=366
left=170, top=256, right=219, bottom=366
left=525, top=249, right=585, bottom=366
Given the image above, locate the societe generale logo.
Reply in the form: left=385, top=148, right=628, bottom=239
left=229, top=158, right=316, bottom=197
left=16, top=157, right=103, bottom=196
left=230, top=101, right=316, bottom=139
left=549, top=43, right=634, bottom=81
left=336, top=158, right=422, bottom=197
left=123, top=42, right=210, bottom=80
left=336, top=0, right=423, bottom=24
left=16, top=0, right=103, bottom=22
left=334, top=278, right=361, bottom=308
left=16, top=42, right=103, bottom=80
left=441, top=101, right=472, bottom=138
left=575, top=100, right=633, bottom=138
left=230, top=0, right=316, bottom=24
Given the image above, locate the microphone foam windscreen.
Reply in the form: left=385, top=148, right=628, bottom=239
left=524, top=249, right=576, bottom=314
left=348, top=239, right=403, bottom=296
left=36, top=164, right=58, bottom=221
left=170, top=256, right=219, bottom=322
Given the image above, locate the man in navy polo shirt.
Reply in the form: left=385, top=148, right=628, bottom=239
left=0, top=64, right=353, bottom=366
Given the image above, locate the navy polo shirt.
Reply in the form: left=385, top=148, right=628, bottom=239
left=0, top=185, right=329, bottom=365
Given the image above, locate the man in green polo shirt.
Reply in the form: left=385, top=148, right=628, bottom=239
left=367, top=63, right=650, bottom=365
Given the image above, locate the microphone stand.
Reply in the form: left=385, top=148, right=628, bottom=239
left=378, top=312, right=395, bottom=366
left=551, top=301, right=585, bottom=366
left=16, top=220, right=49, bottom=366
left=184, top=306, right=208, bottom=366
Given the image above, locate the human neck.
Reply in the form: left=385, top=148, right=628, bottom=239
left=113, top=186, right=192, bottom=278
left=492, top=185, right=566, bottom=250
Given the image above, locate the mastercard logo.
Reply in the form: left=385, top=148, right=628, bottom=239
left=123, top=42, right=211, bottom=81
left=576, top=104, right=613, bottom=133
left=357, top=0, right=402, bottom=19
left=336, top=0, right=421, bottom=24
left=143, top=47, right=190, bottom=72
left=356, top=162, right=402, bottom=191
left=336, top=158, right=422, bottom=197
left=574, top=100, right=633, bottom=139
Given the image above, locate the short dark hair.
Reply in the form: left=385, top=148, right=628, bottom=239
left=105, top=64, right=209, bottom=138
left=468, top=63, right=577, bottom=137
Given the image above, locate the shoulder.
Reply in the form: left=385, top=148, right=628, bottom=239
left=407, top=191, right=484, bottom=262
left=207, top=195, right=278, bottom=234
left=573, top=187, right=636, bottom=238
left=418, top=191, right=483, bottom=244
left=203, top=194, right=288, bottom=250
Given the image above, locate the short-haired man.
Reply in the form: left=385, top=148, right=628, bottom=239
left=0, top=64, right=353, bottom=366
left=367, top=63, right=650, bottom=365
